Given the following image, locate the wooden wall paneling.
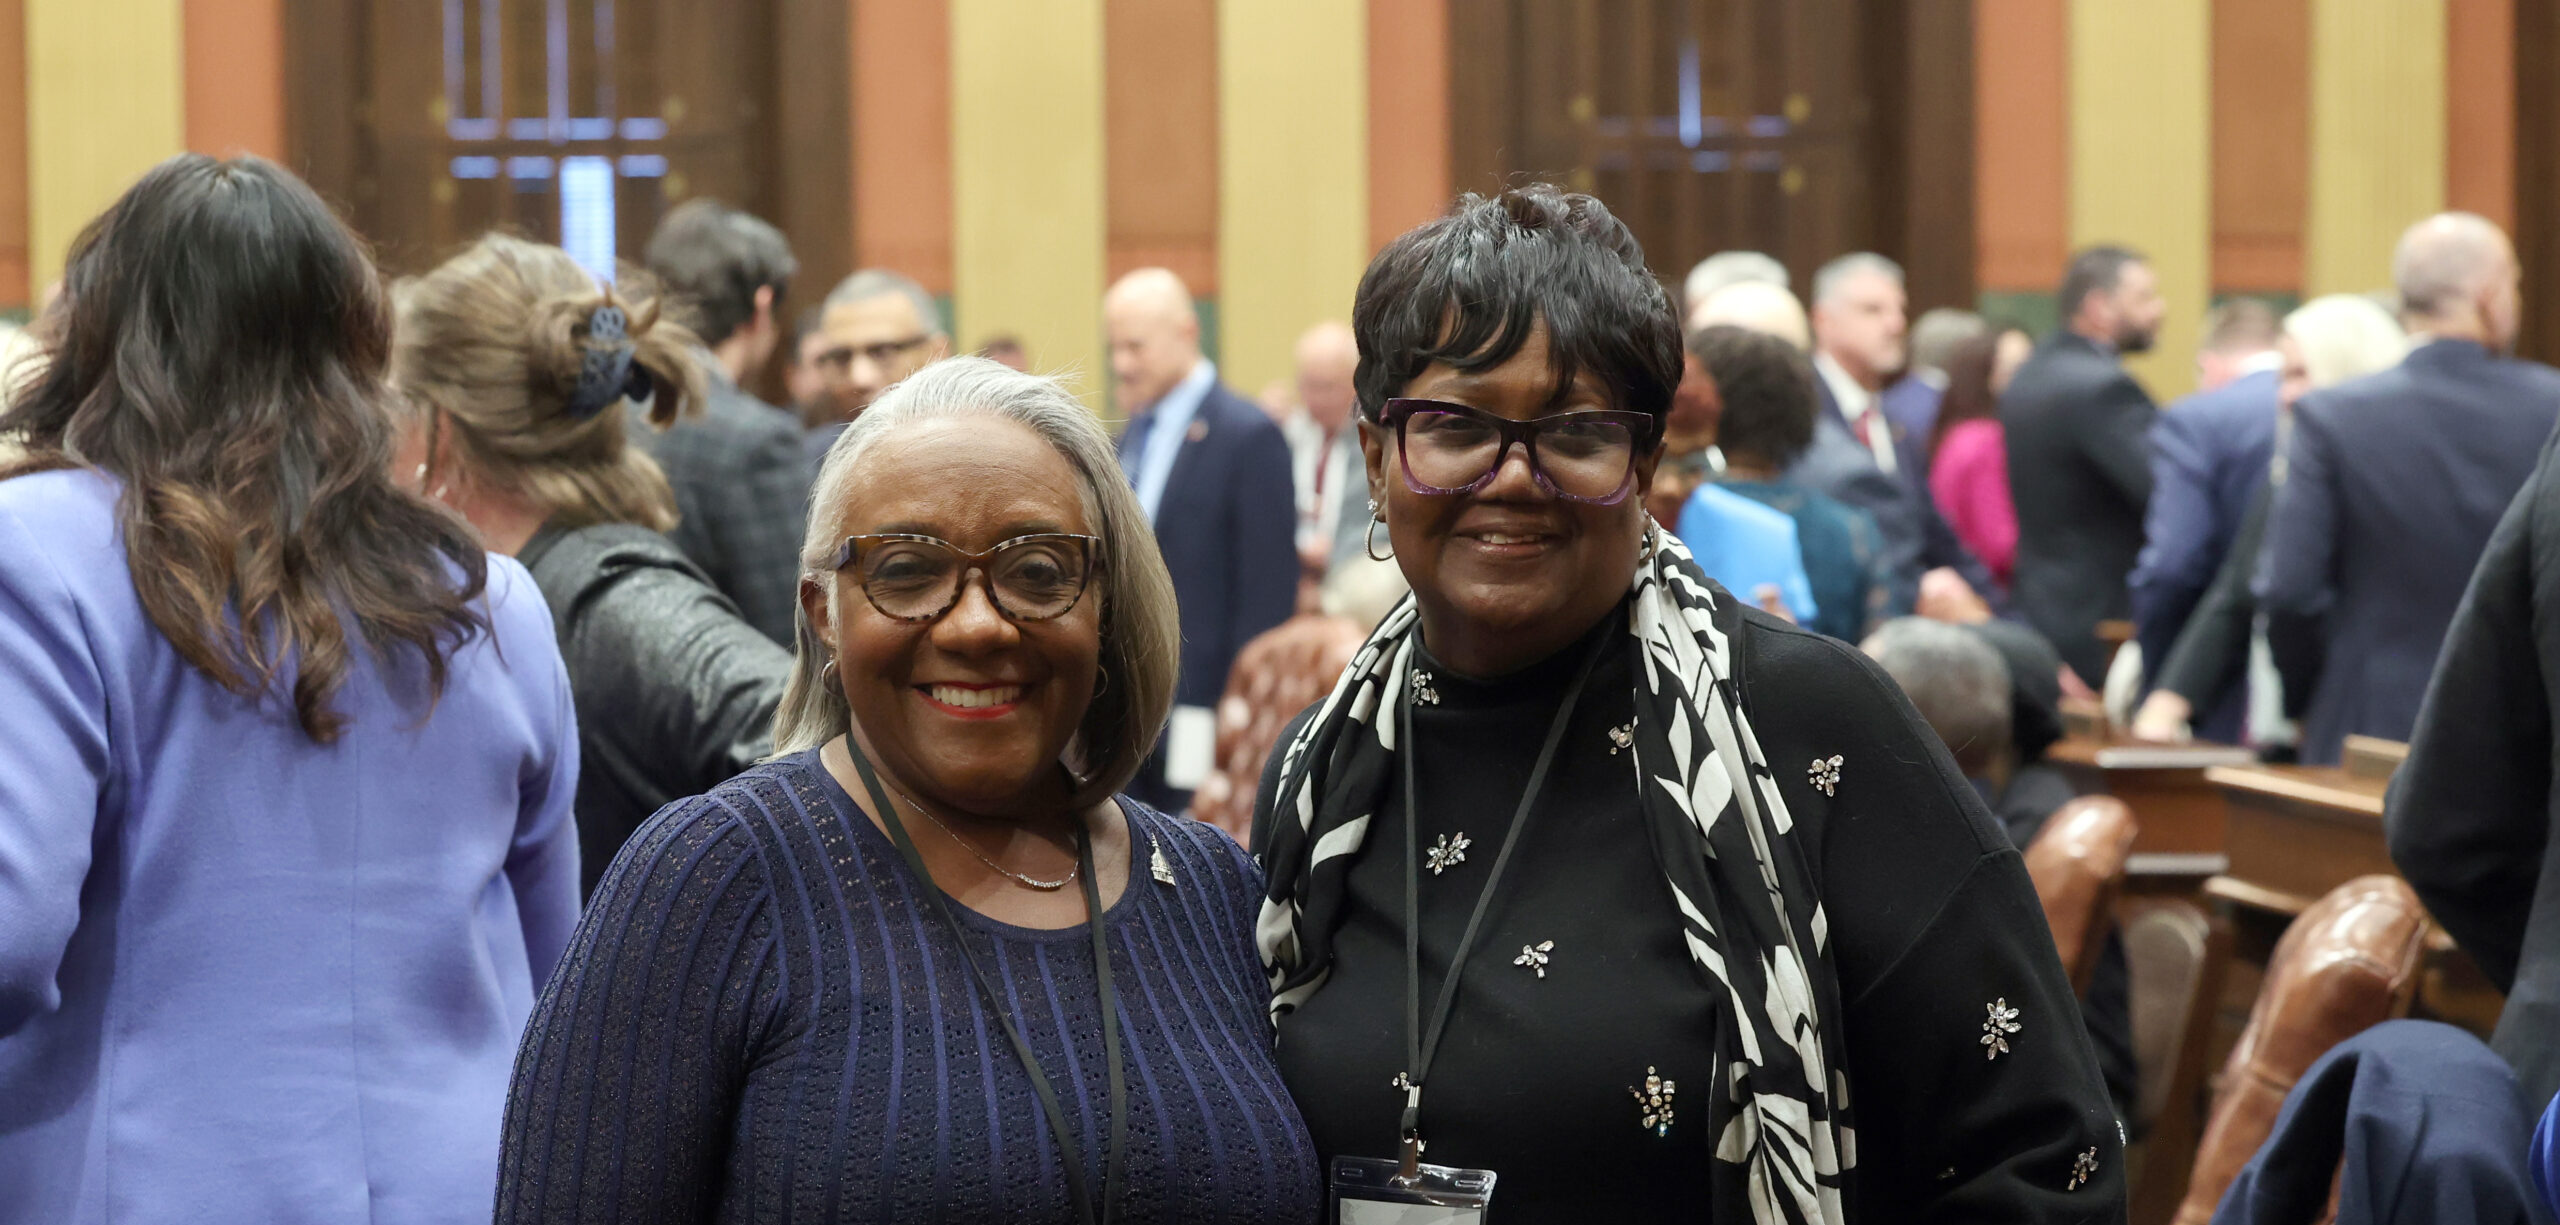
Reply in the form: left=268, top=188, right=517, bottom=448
left=850, top=0, right=952, bottom=295
left=2210, top=0, right=2308, bottom=293
left=26, top=0, right=183, bottom=292
left=0, top=0, right=29, bottom=310
left=772, top=0, right=852, bottom=354
left=282, top=0, right=365, bottom=225
left=1366, top=0, right=1450, bottom=252
left=2516, top=0, right=2560, bottom=363
left=2444, top=0, right=2514, bottom=229
left=184, top=0, right=287, bottom=161
left=1897, top=0, right=1976, bottom=313
left=1445, top=0, right=1514, bottom=200
left=2068, top=0, right=2208, bottom=399
left=1216, top=0, right=1366, bottom=398
left=1105, top=0, right=1217, bottom=293
left=949, top=0, right=1105, bottom=404
left=1971, top=0, right=2066, bottom=294
left=2305, top=0, right=2444, bottom=297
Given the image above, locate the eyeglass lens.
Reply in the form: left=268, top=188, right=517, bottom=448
left=858, top=537, right=1090, bottom=621
left=1402, top=410, right=1635, bottom=500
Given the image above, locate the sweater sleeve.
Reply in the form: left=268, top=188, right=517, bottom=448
left=495, top=797, right=784, bottom=1224
left=1753, top=625, right=2124, bottom=1220
left=0, top=500, right=110, bottom=1036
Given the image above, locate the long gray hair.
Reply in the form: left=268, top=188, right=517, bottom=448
left=773, top=357, right=1180, bottom=806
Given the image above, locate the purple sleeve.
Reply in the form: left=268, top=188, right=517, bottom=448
left=2536, top=1087, right=2560, bottom=1216
left=0, top=502, right=111, bottom=1035
left=506, top=579, right=584, bottom=987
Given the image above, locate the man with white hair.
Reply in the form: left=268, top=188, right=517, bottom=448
left=2256, top=212, right=2560, bottom=764
left=1681, top=249, right=1788, bottom=316
left=1106, top=267, right=1297, bottom=811
left=1688, top=278, right=1809, bottom=350
left=1284, top=321, right=1368, bottom=570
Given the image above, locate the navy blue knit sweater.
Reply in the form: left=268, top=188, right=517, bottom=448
left=495, top=750, right=1320, bottom=1223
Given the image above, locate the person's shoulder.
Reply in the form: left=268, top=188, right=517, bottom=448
left=0, top=464, right=116, bottom=535
left=1694, top=481, right=1798, bottom=538
left=591, top=762, right=805, bottom=903
left=0, top=467, right=125, bottom=594
left=1122, top=795, right=1256, bottom=876
left=1203, top=382, right=1285, bottom=437
left=479, top=551, right=563, bottom=644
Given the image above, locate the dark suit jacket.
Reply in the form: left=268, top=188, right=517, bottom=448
left=2258, top=340, right=2560, bottom=763
left=630, top=354, right=811, bottom=645
left=1880, top=374, right=1943, bottom=463
left=1116, top=380, right=1299, bottom=809
left=2209, top=1021, right=2549, bottom=1225
left=2001, top=332, right=2158, bottom=684
left=2388, top=415, right=2560, bottom=1105
left=2131, top=368, right=2282, bottom=741
left=1795, top=379, right=1999, bottom=617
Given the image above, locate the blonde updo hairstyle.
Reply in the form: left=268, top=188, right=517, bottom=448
left=391, top=232, right=706, bottom=531
left=773, top=357, right=1180, bottom=807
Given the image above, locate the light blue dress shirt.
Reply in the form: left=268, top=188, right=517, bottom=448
left=1129, top=359, right=1219, bottom=523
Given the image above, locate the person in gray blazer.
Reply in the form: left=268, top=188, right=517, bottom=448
left=2257, top=213, right=2560, bottom=764
left=637, top=199, right=811, bottom=644
left=2000, top=244, right=2166, bottom=687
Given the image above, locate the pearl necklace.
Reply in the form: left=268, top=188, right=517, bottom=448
left=881, top=775, right=1080, bottom=891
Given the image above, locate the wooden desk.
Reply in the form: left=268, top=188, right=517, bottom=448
left=2048, top=738, right=2257, bottom=868
left=2203, top=764, right=2390, bottom=914
left=2202, top=761, right=2502, bottom=1038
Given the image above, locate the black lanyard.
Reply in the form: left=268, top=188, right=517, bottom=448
left=844, top=738, right=1128, bottom=1225
left=1395, top=631, right=1608, bottom=1174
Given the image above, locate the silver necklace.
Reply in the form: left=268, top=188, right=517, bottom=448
left=880, top=775, right=1080, bottom=891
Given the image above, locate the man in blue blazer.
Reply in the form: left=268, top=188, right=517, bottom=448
left=1107, top=268, right=1299, bottom=812
left=2259, top=212, right=2560, bottom=764
left=2127, top=298, right=2284, bottom=742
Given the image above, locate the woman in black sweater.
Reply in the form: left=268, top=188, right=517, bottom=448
left=1254, top=186, right=2124, bottom=1223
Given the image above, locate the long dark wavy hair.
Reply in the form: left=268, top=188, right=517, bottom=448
left=0, top=153, right=488, bottom=742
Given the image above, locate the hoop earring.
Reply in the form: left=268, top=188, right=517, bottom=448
left=820, top=658, right=841, bottom=695
left=1641, top=522, right=1661, bottom=563
left=1365, top=514, right=1395, bottom=563
left=1092, top=666, right=1112, bottom=699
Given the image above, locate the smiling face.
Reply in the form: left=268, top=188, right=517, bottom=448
left=800, top=415, right=1103, bottom=817
left=1364, top=320, right=1659, bottom=678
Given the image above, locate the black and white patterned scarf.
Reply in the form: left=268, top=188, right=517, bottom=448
left=1256, top=532, right=1854, bottom=1224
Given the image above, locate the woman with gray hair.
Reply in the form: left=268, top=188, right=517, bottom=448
left=497, top=357, right=1320, bottom=1224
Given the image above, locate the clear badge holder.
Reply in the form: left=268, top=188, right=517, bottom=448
left=1330, top=1154, right=1497, bottom=1224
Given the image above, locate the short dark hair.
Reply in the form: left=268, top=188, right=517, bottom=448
left=788, top=304, right=827, bottom=359
left=2200, top=296, right=2283, bottom=353
left=2057, top=244, right=2145, bottom=321
left=1352, top=184, right=1679, bottom=446
left=644, top=199, right=797, bottom=345
left=1689, top=325, right=1816, bottom=468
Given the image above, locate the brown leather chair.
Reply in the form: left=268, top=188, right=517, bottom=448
left=1186, top=614, right=1368, bottom=844
left=2170, top=875, right=2430, bottom=1225
left=2023, top=796, right=2139, bottom=993
left=2123, top=899, right=2233, bottom=1225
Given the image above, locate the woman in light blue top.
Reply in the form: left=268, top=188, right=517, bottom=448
left=0, top=154, right=581, bottom=1225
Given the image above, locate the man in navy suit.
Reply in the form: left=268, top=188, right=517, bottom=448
left=2002, top=245, right=2166, bottom=686
left=2127, top=297, right=2285, bottom=742
left=2259, top=212, right=2560, bottom=765
left=1802, top=253, right=2000, bottom=617
left=1106, top=268, right=1298, bottom=812
left=1878, top=306, right=1988, bottom=460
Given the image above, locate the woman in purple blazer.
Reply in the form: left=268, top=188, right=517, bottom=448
left=0, top=155, right=581, bottom=1225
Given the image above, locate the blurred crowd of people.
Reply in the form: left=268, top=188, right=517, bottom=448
left=13, top=144, right=2560, bottom=1225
